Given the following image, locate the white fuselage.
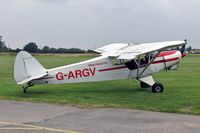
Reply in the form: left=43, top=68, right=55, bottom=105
left=32, top=50, right=182, bottom=85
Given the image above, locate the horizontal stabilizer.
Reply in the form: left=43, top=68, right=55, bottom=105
left=17, top=73, right=47, bottom=85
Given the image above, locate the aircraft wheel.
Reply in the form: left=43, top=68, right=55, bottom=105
left=140, top=81, right=150, bottom=88
left=152, top=83, right=164, bottom=93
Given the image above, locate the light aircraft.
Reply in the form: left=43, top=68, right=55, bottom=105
left=14, top=40, right=187, bottom=93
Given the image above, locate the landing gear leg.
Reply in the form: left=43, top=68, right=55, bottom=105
left=22, top=82, right=34, bottom=93
left=138, top=76, right=154, bottom=89
left=140, top=81, right=150, bottom=88
left=138, top=76, right=164, bottom=93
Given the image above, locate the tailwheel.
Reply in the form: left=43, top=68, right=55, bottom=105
left=140, top=81, right=150, bottom=88
left=151, top=83, right=164, bottom=93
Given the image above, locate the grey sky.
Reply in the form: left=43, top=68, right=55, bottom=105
left=0, top=0, right=199, bottom=49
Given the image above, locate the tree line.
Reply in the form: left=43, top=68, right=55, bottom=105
left=0, top=41, right=94, bottom=54
left=0, top=39, right=194, bottom=54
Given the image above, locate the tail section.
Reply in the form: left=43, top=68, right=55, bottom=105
left=14, top=51, right=47, bottom=85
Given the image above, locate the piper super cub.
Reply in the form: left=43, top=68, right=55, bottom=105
left=14, top=40, right=187, bottom=93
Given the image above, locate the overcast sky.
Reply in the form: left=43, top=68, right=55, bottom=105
left=0, top=0, right=199, bottom=49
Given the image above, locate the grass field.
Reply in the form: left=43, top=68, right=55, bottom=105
left=0, top=53, right=200, bottom=115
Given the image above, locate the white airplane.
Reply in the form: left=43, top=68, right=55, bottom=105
left=14, top=40, right=187, bottom=93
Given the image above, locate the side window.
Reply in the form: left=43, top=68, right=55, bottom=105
left=139, top=54, right=147, bottom=65
left=110, top=58, right=121, bottom=65
left=150, top=51, right=158, bottom=57
left=109, top=58, right=129, bottom=65
left=139, top=53, right=152, bottom=65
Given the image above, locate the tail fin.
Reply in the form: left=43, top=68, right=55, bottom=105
left=14, top=51, right=47, bottom=85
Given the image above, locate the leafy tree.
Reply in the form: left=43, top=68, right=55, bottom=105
left=186, top=46, right=192, bottom=52
left=67, top=48, right=85, bottom=53
left=0, top=41, right=4, bottom=49
left=86, top=49, right=96, bottom=53
left=57, top=48, right=66, bottom=53
left=49, top=48, right=57, bottom=53
left=42, top=46, right=50, bottom=53
left=0, top=40, right=8, bottom=51
left=23, top=42, right=38, bottom=53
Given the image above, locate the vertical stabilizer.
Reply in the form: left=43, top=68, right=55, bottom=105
left=14, top=51, right=47, bottom=85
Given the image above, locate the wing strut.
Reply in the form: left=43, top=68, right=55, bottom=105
left=136, top=51, right=160, bottom=78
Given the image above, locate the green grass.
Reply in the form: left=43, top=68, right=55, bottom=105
left=0, top=53, right=200, bottom=115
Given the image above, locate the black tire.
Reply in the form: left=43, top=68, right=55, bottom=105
left=140, top=81, right=150, bottom=88
left=151, top=83, right=164, bottom=93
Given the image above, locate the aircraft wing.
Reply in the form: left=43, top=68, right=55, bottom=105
left=94, top=43, right=129, bottom=55
left=95, top=40, right=186, bottom=60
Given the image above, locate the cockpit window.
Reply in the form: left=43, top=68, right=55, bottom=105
left=109, top=53, right=153, bottom=70
left=124, top=53, right=152, bottom=70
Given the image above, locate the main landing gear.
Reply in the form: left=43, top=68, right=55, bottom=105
left=139, top=76, right=164, bottom=93
left=140, top=81, right=164, bottom=93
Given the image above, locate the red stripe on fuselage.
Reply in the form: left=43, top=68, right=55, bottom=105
left=98, top=66, right=128, bottom=72
left=98, top=57, right=179, bottom=72
left=152, top=57, right=179, bottom=64
left=157, top=50, right=177, bottom=57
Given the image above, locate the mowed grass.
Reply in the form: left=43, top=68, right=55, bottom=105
left=0, top=53, right=200, bottom=115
